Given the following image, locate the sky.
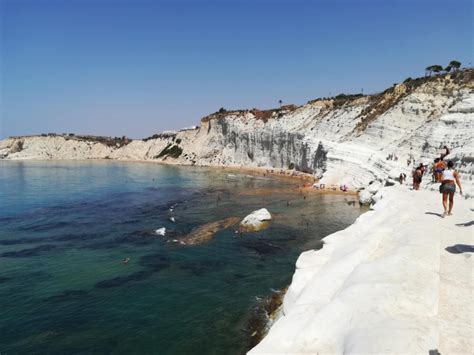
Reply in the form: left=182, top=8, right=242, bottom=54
left=1, top=0, right=472, bottom=139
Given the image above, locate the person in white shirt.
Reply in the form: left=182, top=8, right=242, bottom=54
left=439, top=160, right=463, bottom=217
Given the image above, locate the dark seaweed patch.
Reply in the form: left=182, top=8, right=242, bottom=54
left=95, top=270, right=154, bottom=289
left=138, top=254, right=170, bottom=271
left=0, top=244, right=58, bottom=258
left=50, top=232, right=101, bottom=243
left=83, top=230, right=165, bottom=250
left=0, top=216, right=15, bottom=224
left=118, top=218, right=141, bottom=226
left=18, top=221, right=70, bottom=232
left=44, top=289, right=89, bottom=302
left=0, top=232, right=101, bottom=246
left=90, top=230, right=159, bottom=249
left=178, top=259, right=227, bottom=276
left=239, top=240, right=283, bottom=256
left=225, top=273, right=246, bottom=284
left=95, top=254, right=169, bottom=289
left=82, top=239, right=120, bottom=250
left=0, top=276, right=10, bottom=283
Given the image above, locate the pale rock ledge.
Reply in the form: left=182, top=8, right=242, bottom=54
left=249, top=186, right=473, bottom=354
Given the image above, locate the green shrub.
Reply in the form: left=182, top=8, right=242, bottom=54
left=155, top=144, right=183, bottom=159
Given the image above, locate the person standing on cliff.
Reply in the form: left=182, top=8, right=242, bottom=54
left=440, top=145, right=450, bottom=160
left=399, top=173, right=406, bottom=184
left=432, top=158, right=439, bottom=182
left=433, top=158, right=446, bottom=182
left=412, top=165, right=423, bottom=190
left=440, top=160, right=463, bottom=217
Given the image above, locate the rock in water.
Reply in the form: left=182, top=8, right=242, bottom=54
left=358, top=190, right=373, bottom=206
left=155, top=227, right=166, bottom=236
left=240, top=208, right=272, bottom=232
left=181, top=217, right=240, bottom=245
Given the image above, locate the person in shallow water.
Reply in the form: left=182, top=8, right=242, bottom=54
left=439, top=161, right=462, bottom=217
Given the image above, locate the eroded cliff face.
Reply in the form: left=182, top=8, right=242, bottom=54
left=1, top=70, right=473, bottom=195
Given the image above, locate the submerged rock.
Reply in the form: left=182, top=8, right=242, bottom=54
left=240, top=208, right=272, bottom=232
left=180, top=217, right=240, bottom=245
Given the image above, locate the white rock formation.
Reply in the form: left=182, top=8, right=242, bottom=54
left=240, top=208, right=272, bottom=231
left=249, top=186, right=473, bottom=354
left=2, top=71, right=472, bottom=196
left=367, top=181, right=382, bottom=194
left=358, top=189, right=373, bottom=205
left=155, top=227, right=166, bottom=236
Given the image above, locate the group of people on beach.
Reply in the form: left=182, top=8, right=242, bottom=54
left=409, top=146, right=463, bottom=217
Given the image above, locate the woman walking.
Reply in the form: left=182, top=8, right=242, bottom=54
left=412, top=165, right=423, bottom=190
left=440, top=161, right=463, bottom=217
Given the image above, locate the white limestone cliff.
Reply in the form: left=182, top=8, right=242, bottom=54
left=2, top=71, right=472, bottom=198
left=249, top=186, right=473, bottom=354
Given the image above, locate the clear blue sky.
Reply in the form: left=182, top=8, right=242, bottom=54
left=1, top=0, right=472, bottom=139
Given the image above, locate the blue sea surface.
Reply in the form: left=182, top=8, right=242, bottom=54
left=0, top=161, right=362, bottom=354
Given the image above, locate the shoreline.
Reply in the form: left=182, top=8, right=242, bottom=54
left=1, top=157, right=358, bottom=196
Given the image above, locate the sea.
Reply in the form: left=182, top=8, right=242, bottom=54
left=0, top=160, right=362, bottom=354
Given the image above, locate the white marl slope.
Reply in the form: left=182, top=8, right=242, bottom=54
left=249, top=186, right=473, bottom=354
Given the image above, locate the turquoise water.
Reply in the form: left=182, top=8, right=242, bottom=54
left=0, top=161, right=362, bottom=354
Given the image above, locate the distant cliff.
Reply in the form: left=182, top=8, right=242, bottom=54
left=1, top=69, right=473, bottom=195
